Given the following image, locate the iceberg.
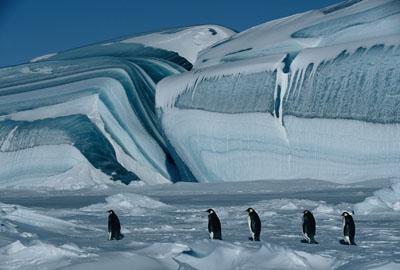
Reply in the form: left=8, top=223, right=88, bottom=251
left=1, top=0, right=399, bottom=187
left=0, top=26, right=235, bottom=187
left=156, top=0, right=400, bottom=183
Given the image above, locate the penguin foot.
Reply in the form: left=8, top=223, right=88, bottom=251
left=300, top=239, right=308, bottom=243
left=339, top=240, right=349, bottom=245
left=310, top=239, right=318, bottom=244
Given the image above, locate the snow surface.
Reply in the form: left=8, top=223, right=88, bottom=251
left=121, top=25, right=235, bottom=64
left=1, top=178, right=400, bottom=269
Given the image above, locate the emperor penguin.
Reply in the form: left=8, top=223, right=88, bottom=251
left=108, top=210, right=123, bottom=240
left=246, top=208, right=261, bottom=241
left=342, top=212, right=356, bottom=245
left=302, top=210, right=318, bottom=244
left=206, top=209, right=222, bottom=240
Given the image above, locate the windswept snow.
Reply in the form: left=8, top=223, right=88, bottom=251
left=122, top=25, right=235, bottom=64
left=0, top=179, right=399, bottom=269
left=354, top=178, right=400, bottom=214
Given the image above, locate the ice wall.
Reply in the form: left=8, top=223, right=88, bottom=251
left=157, top=0, right=400, bottom=183
left=0, top=25, right=234, bottom=187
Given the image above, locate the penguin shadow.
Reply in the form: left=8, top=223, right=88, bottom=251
left=300, top=239, right=319, bottom=244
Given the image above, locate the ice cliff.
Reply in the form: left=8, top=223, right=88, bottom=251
left=156, top=0, right=400, bottom=183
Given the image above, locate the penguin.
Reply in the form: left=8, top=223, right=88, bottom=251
left=342, top=211, right=356, bottom=245
left=108, top=210, right=123, bottom=240
left=302, top=210, right=318, bottom=244
left=246, top=208, right=261, bottom=241
left=206, top=209, right=222, bottom=240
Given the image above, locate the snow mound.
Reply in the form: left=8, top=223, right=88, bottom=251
left=260, top=199, right=320, bottom=211
left=122, top=25, right=235, bottom=64
left=312, top=204, right=337, bottom=215
left=0, top=202, right=77, bottom=232
left=0, top=163, right=113, bottom=191
left=56, top=251, right=178, bottom=270
left=80, top=193, right=172, bottom=215
left=0, top=240, right=89, bottom=270
left=354, top=178, right=400, bottom=214
left=176, top=241, right=336, bottom=270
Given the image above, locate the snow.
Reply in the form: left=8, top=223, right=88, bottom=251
left=194, top=0, right=399, bottom=69
left=30, top=53, right=58, bottom=63
left=0, top=178, right=399, bottom=269
left=80, top=192, right=172, bottom=216
left=122, top=25, right=235, bottom=64
left=354, top=178, right=400, bottom=214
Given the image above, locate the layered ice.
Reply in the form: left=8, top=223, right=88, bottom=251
left=157, top=0, right=400, bottom=183
left=1, top=0, right=399, bottom=186
left=0, top=26, right=234, bottom=187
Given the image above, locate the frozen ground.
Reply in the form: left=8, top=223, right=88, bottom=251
left=1, top=178, right=400, bottom=270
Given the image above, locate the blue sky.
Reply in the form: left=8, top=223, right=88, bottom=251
left=0, top=0, right=343, bottom=67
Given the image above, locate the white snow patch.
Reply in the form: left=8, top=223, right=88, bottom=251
left=176, top=241, right=337, bottom=270
left=80, top=193, right=172, bottom=215
left=0, top=202, right=78, bottom=232
left=354, top=178, right=400, bottom=214
left=122, top=25, right=235, bottom=64
left=20, top=66, right=53, bottom=74
left=30, top=53, right=58, bottom=63
left=0, top=240, right=89, bottom=270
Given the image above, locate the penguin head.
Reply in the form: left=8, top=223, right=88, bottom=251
left=303, top=210, right=309, bottom=214
left=206, top=209, right=214, bottom=214
left=341, top=212, right=349, bottom=217
left=108, top=210, right=114, bottom=214
left=246, top=208, right=254, bottom=213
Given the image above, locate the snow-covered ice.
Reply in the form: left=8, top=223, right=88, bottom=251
left=1, top=178, right=399, bottom=269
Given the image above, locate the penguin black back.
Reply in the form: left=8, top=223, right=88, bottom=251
left=206, top=209, right=222, bottom=240
left=108, top=210, right=122, bottom=240
left=302, top=210, right=318, bottom=244
left=342, top=212, right=356, bottom=245
left=246, top=208, right=261, bottom=241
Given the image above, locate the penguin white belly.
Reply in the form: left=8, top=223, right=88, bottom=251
left=248, top=216, right=255, bottom=240
left=210, top=231, right=214, bottom=239
left=109, top=232, right=112, bottom=240
left=303, top=232, right=311, bottom=243
left=344, top=235, right=351, bottom=245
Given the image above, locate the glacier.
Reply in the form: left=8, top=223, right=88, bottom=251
left=157, top=0, right=400, bottom=183
left=0, top=0, right=399, bottom=188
